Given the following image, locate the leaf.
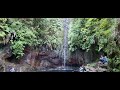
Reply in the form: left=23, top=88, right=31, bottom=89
left=0, top=31, right=6, bottom=37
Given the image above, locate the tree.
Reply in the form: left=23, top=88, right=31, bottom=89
left=68, top=18, right=120, bottom=71
left=0, top=18, right=64, bottom=59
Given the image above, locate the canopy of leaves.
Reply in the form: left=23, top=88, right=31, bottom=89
left=69, top=18, right=115, bottom=52
left=69, top=18, right=120, bottom=71
left=0, top=18, right=63, bottom=59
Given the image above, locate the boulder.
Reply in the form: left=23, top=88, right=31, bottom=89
left=50, top=58, right=61, bottom=65
left=40, top=60, right=52, bottom=68
left=0, top=45, right=12, bottom=60
left=96, top=68, right=108, bottom=72
left=0, top=64, right=4, bottom=72
left=39, top=51, right=48, bottom=56
left=0, top=59, right=5, bottom=72
left=67, top=58, right=80, bottom=66
left=85, top=66, right=97, bottom=72
left=98, top=62, right=108, bottom=69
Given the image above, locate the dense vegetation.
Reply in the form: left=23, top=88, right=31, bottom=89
left=69, top=18, right=120, bottom=71
left=0, top=18, right=63, bottom=59
left=0, top=18, right=120, bottom=72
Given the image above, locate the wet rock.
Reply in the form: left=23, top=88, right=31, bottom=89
left=67, top=58, right=80, bottom=67
left=99, top=62, right=108, bottom=69
left=84, top=62, right=108, bottom=72
left=19, top=65, right=32, bottom=72
left=0, top=60, right=5, bottom=72
left=40, top=60, right=52, bottom=68
left=96, top=68, right=108, bottom=72
left=0, top=45, right=12, bottom=60
left=48, top=51, right=58, bottom=58
left=50, top=58, right=61, bottom=65
left=0, top=64, right=4, bottom=72
left=85, top=66, right=97, bottom=72
left=39, top=51, right=48, bottom=56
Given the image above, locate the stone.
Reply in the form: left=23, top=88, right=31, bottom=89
left=40, top=60, right=52, bottom=68
left=98, top=62, right=108, bottom=69
left=96, top=68, right=107, bottom=72
left=50, top=59, right=60, bottom=65
left=85, top=66, right=97, bottom=72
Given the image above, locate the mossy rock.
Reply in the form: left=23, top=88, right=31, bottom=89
left=87, top=63, right=96, bottom=67
left=99, top=63, right=108, bottom=69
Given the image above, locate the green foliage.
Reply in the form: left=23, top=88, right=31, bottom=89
left=0, top=31, right=6, bottom=37
left=69, top=18, right=120, bottom=71
left=87, top=63, right=96, bottom=67
left=1, top=18, right=120, bottom=72
left=11, top=40, right=25, bottom=59
left=0, top=18, right=63, bottom=59
left=34, top=18, right=63, bottom=48
left=69, top=18, right=114, bottom=52
left=108, top=58, right=120, bottom=72
left=8, top=20, right=37, bottom=58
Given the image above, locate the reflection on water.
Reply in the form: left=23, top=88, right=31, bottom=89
left=37, top=66, right=80, bottom=72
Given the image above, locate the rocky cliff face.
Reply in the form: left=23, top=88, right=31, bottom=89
left=66, top=49, right=99, bottom=67
left=0, top=45, right=12, bottom=60
left=24, top=49, right=62, bottom=68
left=0, top=44, right=12, bottom=72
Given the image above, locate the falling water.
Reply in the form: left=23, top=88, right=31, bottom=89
left=63, top=18, right=71, bottom=69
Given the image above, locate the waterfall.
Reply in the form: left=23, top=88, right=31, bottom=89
left=63, top=18, right=71, bottom=68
